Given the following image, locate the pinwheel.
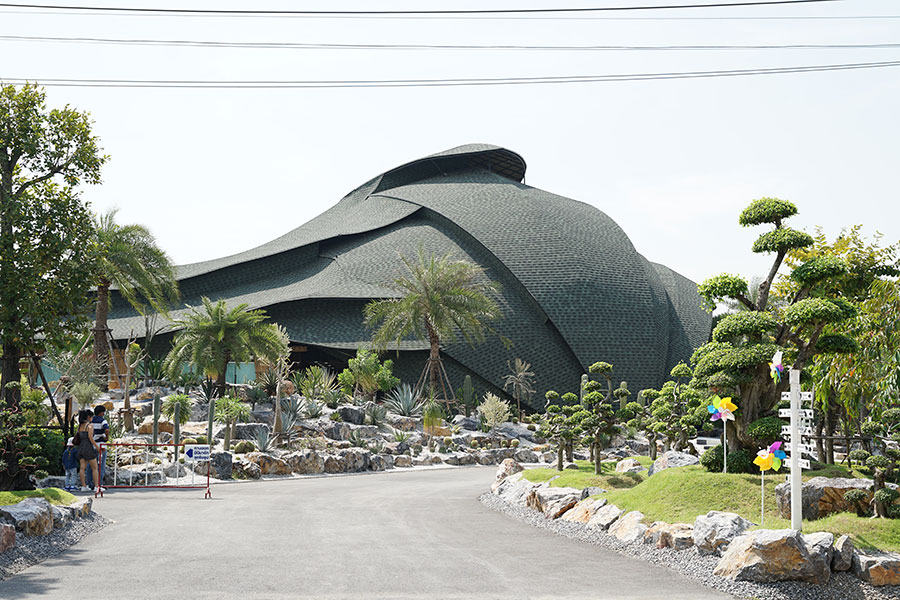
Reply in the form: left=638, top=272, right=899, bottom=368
left=769, top=350, right=784, bottom=384
left=707, top=395, right=736, bottom=473
left=753, top=441, right=787, bottom=525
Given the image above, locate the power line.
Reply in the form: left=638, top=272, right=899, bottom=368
left=5, top=60, right=899, bottom=88
left=0, top=0, right=843, bottom=16
left=4, top=34, right=900, bottom=52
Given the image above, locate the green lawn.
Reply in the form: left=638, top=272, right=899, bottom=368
left=521, top=459, right=900, bottom=552
left=0, top=488, right=77, bottom=507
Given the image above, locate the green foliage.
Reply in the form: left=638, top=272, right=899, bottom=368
left=293, top=365, right=338, bottom=401
left=195, top=435, right=207, bottom=445
left=214, top=395, right=250, bottom=425
left=719, top=343, right=782, bottom=371
left=867, top=455, right=892, bottom=471
left=503, top=358, right=535, bottom=414
left=848, top=449, right=872, bottom=464
left=162, top=394, right=192, bottom=424
left=257, top=369, right=279, bottom=397
left=24, top=429, right=64, bottom=476
left=844, top=488, right=867, bottom=504
left=784, top=298, right=845, bottom=327
left=385, top=383, right=423, bottom=417
left=589, top=362, right=613, bottom=375
left=329, top=411, right=343, bottom=422
left=181, top=437, right=198, bottom=445
left=815, top=334, right=859, bottom=355
left=478, top=392, right=511, bottom=431
left=698, top=274, right=750, bottom=310
left=460, top=374, right=476, bottom=414
left=874, top=488, right=899, bottom=507
left=18, top=377, right=49, bottom=427
left=738, top=197, right=798, bottom=227
left=727, top=449, right=754, bottom=474
left=232, top=440, right=255, bottom=454
left=700, top=445, right=724, bottom=473
left=304, top=400, right=323, bottom=419
left=747, top=416, right=784, bottom=446
left=561, top=392, right=579, bottom=405
left=255, top=428, right=273, bottom=453
left=791, top=256, right=849, bottom=286
left=752, top=228, right=814, bottom=254
left=245, top=385, right=268, bottom=410
left=712, top=312, right=779, bottom=342
left=337, top=348, right=399, bottom=399
left=364, top=403, right=388, bottom=426
left=669, top=362, right=692, bottom=380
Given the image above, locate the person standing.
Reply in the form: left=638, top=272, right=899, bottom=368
left=62, top=437, right=79, bottom=491
left=74, top=410, right=101, bottom=492
left=86, top=404, right=110, bottom=490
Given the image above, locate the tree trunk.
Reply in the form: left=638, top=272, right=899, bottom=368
left=824, top=403, right=836, bottom=465
left=274, top=379, right=283, bottom=436
left=123, top=361, right=134, bottom=432
left=1, top=342, right=21, bottom=408
left=556, top=444, right=564, bottom=471
left=873, top=468, right=888, bottom=518
left=426, top=321, right=440, bottom=399
left=814, top=408, right=825, bottom=463
left=565, top=440, right=573, bottom=462
left=649, top=431, right=658, bottom=461
left=0, top=343, right=33, bottom=490
left=215, top=353, right=230, bottom=399
left=93, top=281, right=111, bottom=390
left=594, top=438, right=602, bottom=475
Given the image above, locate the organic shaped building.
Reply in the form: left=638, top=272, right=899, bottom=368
left=108, top=144, right=710, bottom=410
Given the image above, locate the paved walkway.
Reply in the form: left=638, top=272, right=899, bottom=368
left=0, top=467, right=733, bottom=599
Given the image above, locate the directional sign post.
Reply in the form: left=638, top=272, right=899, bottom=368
left=788, top=369, right=803, bottom=532
left=184, top=445, right=210, bottom=462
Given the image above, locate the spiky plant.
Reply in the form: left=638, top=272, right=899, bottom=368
left=385, top=383, right=424, bottom=417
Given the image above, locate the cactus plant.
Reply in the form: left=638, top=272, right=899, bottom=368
left=152, top=395, right=161, bottom=445
left=461, top=375, right=475, bottom=417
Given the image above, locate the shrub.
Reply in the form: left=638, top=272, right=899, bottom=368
left=700, top=445, right=724, bottom=473
left=848, top=449, right=871, bottom=465
left=33, top=469, right=49, bottom=480
left=304, top=400, right=324, bottom=419
left=477, top=392, right=511, bottom=431
left=867, top=455, right=892, bottom=471
left=844, top=488, right=868, bottom=516
left=727, top=449, right=754, bottom=474
left=874, top=488, right=899, bottom=508
left=385, top=383, right=424, bottom=417
left=233, top=440, right=255, bottom=454
left=330, top=412, right=343, bottom=422
left=24, top=429, right=64, bottom=475
left=747, top=416, right=783, bottom=445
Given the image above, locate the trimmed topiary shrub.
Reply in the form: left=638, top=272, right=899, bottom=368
left=874, top=488, right=899, bottom=507
left=844, top=488, right=868, bottom=516
left=726, top=449, right=754, bottom=474
left=700, top=445, right=724, bottom=473
left=233, top=440, right=255, bottom=454
left=747, top=417, right=783, bottom=446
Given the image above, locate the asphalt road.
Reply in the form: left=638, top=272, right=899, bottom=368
left=0, top=467, right=733, bottom=600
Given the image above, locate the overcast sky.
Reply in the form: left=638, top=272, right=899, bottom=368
left=5, top=0, right=899, bottom=284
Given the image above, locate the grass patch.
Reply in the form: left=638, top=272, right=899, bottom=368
left=0, top=488, right=77, bottom=507
left=521, top=457, right=652, bottom=490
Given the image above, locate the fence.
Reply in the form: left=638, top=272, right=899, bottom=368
left=96, top=442, right=211, bottom=499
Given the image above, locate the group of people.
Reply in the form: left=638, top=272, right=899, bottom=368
left=61, top=404, right=110, bottom=492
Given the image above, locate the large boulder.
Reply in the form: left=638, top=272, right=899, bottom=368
left=561, top=498, right=607, bottom=524
left=394, top=455, right=412, bottom=468
left=648, top=450, right=699, bottom=476
left=337, top=406, right=365, bottom=425
left=324, top=422, right=352, bottom=441
left=138, top=418, right=174, bottom=435
left=693, top=511, right=754, bottom=556
left=493, top=472, right=542, bottom=506
left=323, top=453, right=347, bottom=474
left=587, top=504, right=623, bottom=530
left=70, top=497, right=92, bottom=518
left=0, top=523, right=15, bottom=554
left=609, top=511, right=647, bottom=543
left=34, top=475, right=66, bottom=489
left=615, top=458, right=645, bottom=473
left=233, top=458, right=262, bottom=479
left=386, top=414, right=419, bottom=432
left=475, top=451, right=496, bottom=466
left=513, top=449, right=538, bottom=463
left=210, top=451, right=233, bottom=480
left=832, top=534, right=855, bottom=572
left=853, top=551, right=900, bottom=586
left=245, top=452, right=291, bottom=475
left=340, top=448, right=371, bottom=472
left=774, top=477, right=895, bottom=521
left=644, top=522, right=694, bottom=550
left=51, top=505, right=75, bottom=529
left=285, top=450, right=325, bottom=475
left=0, top=497, right=54, bottom=536
left=165, top=461, right=188, bottom=478
left=526, top=487, right=582, bottom=519
left=495, top=422, right=535, bottom=442
left=495, top=458, right=523, bottom=482
left=451, top=414, right=480, bottom=431
left=713, top=529, right=832, bottom=584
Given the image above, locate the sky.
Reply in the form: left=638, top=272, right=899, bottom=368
left=4, top=0, right=900, bottom=284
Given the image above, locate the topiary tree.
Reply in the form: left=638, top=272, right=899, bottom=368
left=867, top=454, right=894, bottom=518
left=478, top=392, right=511, bottom=435
left=537, top=394, right=584, bottom=471
left=746, top=416, right=784, bottom=448
left=844, top=488, right=869, bottom=517
left=640, top=388, right=661, bottom=460
left=580, top=390, right=617, bottom=474
left=695, top=198, right=862, bottom=449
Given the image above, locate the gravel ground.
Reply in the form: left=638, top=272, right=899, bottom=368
left=0, top=513, right=110, bottom=582
left=480, top=492, right=900, bottom=600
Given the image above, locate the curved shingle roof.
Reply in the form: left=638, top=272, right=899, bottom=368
left=108, top=144, right=710, bottom=409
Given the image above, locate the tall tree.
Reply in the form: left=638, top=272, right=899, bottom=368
left=163, top=297, right=284, bottom=397
left=91, top=208, right=178, bottom=386
left=0, top=83, right=105, bottom=489
left=364, top=249, right=502, bottom=401
left=502, top=358, right=535, bottom=417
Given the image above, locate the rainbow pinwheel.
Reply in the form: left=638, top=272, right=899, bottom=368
left=754, top=441, right=787, bottom=472
left=769, top=350, right=784, bottom=384
left=707, top=395, right=736, bottom=422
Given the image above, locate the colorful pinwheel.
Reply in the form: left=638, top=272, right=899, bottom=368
left=769, top=350, right=784, bottom=384
left=754, top=441, right=787, bottom=472
left=707, top=395, right=736, bottom=422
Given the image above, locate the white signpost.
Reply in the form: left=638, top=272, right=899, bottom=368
left=184, top=445, right=210, bottom=462
left=780, top=371, right=816, bottom=532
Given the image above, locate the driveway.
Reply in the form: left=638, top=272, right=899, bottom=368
left=0, top=467, right=732, bottom=599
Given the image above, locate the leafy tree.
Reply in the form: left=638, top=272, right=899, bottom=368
left=336, top=347, right=399, bottom=402
left=478, top=392, right=512, bottom=435
left=580, top=390, right=617, bottom=474
left=91, top=208, right=178, bottom=386
left=215, top=395, right=250, bottom=452
left=538, top=391, right=584, bottom=471
left=163, top=297, right=284, bottom=397
left=646, top=363, right=708, bottom=453
left=502, top=358, right=535, bottom=419
left=1, top=84, right=105, bottom=425
left=364, top=248, right=502, bottom=401
left=694, top=198, right=861, bottom=449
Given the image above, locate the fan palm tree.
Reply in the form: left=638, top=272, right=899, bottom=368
left=503, top=358, right=535, bottom=418
left=364, top=248, right=502, bottom=401
left=163, top=297, right=285, bottom=397
left=91, top=208, right=178, bottom=383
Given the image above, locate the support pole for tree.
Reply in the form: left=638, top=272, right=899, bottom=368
left=28, top=351, right=66, bottom=436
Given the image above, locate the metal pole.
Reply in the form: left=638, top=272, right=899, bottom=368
left=790, top=368, right=802, bottom=531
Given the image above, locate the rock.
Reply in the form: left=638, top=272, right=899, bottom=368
left=804, top=531, right=835, bottom=578
left=70, top=497, right=92, bottom=517
left=476, top=451, right=496, bottom=466
left=105, top=468, right=165, bottom=486
left=323, top=454, right=346, bottom=474
left=210, top=451, right=233, bottom=479
left=369, top=454, right=393, bottom=471
left=50, top=505, right=75, bottom=529
left=587, top=503, right=623, bottom=530
left=609, top=511, right=647, bottom=543
left=164, top=462, right=188, bottom=478
left=495, top=458, right=523, bottom=481
left=561, top=498, right=607, bottom=523
left=495, top=422, right=534, bottom=442
left=648, top=450, right=699, bottom=476
left=853, top=551, right=900, bottom=586
left=338, top=406, right=365, bottom=425
left=216, top=423, right=270, bottom=441
left=34, top=475, right=66, bottom=489
left=341, top=448, right=371, bottom=472
left=233, top=459, right=261, bottom=479
left=493, top=472, right=542, bottom=505
left=324, top=422, right=351, bottom=441
left=285, top=450, right=325, bottom=475
left=245, top=452, right=292, bottom=475
left=605, top=448, right=628, bottom=459
left=693, top=511, right=754, bottom=556
left=615, top=458, right=645, bottom=473
left=581, top=486, right=606, bottom=499
left=451, top=414, right=480, bottom=431
left=540, top=451, right=556, bottom=463
left=386, top=414, right=419, bottom=431
left=394, top=455, right=412, bottom=468
left=625, top=437, right=651, bottom=456
left=832, top=534, right=855, bottom=572
left=774, top=477, right=897, bottom=521
left=0, top=497, right=54, bottom=536
left=513, top=449, right=538, bottom=463
left=0, top=523, right=14, bottom=554
left=644, top=522, right=694, bottom=550
left=444, top=453, right=476, bottom=466
left=713, top=529, right=831, bottom=584
left=526, top=487, right=582, bottom=519
left=493, top=448, right=516, bottom=461
left=563, top=462, right=580, bottom=470
left=138, top=418, right=174, bottom=435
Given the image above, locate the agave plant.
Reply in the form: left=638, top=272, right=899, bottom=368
left=322, top=388, right=343, bottom=409
left=304, top=399, right=324, bottom=419
left=385, top=383, right=424, bottom=417
left=257, top=368, right=279, bottom=398
left=347, top=430, right=368, bottom=449
left=392, top=429, right=411, bottom=443
left=256, top=427, right=273, bottom=453
left=281, top=396, right=303, bottom=421
left=370, top=439, right=385, bottom=453
left=279, top=412, right=300, bottom=447
left=364, top=403, right=388, bottom=427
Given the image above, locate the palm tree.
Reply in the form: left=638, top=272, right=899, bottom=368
left=91, top=208, right=178, bottom=384
left=364, top=249, right=502, bottom=403
left=503, top=358, right=535, bottom=418
left=163, top=297, right=284, bottom=397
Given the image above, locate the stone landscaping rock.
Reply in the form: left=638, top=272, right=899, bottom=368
left=0, top=523, right=14, bottom=554
left=51, top=505, right=75, bottom=529
left=341, top=448, right=371, bottom=472
left=246, top=452, right=292, bottom=475
left=386, top=414, right=419, bottom=431
left=853, top=551, right=900, bottom=586
left=561, top=498, right=607, bottom=524
left=451, top=414, right=480, bottom=431
left=713, top=529, right=831, bottom=584
left=338, top=406, right=365, bottom=425
left=369, top=454, right=393, bottom=471
left=285, top=450, right=325, bottom=475
left=394, top=455, right=412, bottom=468
left=215, top=423, right=269, bottom=441
left=609, top=511, right=647, bottom=543
left=324, top=422, right=351, bottom=441
left=512, top=449, right=538, bottom=463
left=444, top=453, right=476, bottom=466
left=493, top=472, right=541, bottom=505
left=804, top=531, right=835, bottom=579
left=587, top=503, right=623, bottom=530
left=563, top=462, right=580, bottom=470
left=106, top=468, right=166, bottom=486
left=233, top=458, right=261, bottom=479
left=164, top=462, right=188, bottom=478
left=495, top=422, right=535, bottom=442
left=0, top=497, right=54, bottom=536
left=693, top=511, right=754, bottom=556
left=526, top=487, right=582, bottom=519
left=832, top=534, right=855, bottom=572
left=774, top=477, right=896, bottom=521
left=625, top=437, right=651, bottom=456
left=495, top=458, right=524, bottom=482
left=476, top=451, right=496, bottom=466
left=138, top=418, right=174, bottom=435
left=648, top=450, right=699, bottom=476
left=34, top=475, right=66, bottom=489
left=615, top=458, right=645, bottom=473
left=580, top=486, right=606, bottom=499
left=540, top=451, right=556, bottom=463
left=70, top=497, right=92, bottom=517
left=323, top=454, right=347, bottom=474
left=644, top=522, right=694, bottom=550
left=211, top=451, right=233, bottom=479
